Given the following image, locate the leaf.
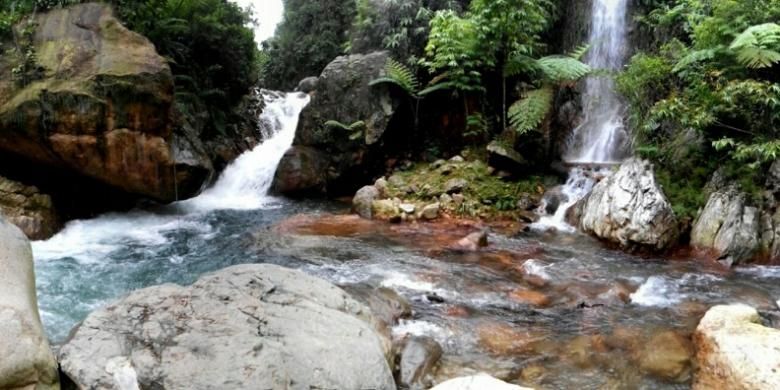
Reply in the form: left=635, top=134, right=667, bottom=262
left=730, top=23, right=780, bottom=69
left=508, top=86, right=554, bottom=135
left=536, top=56, right=591, bottom=83
left=369, top=58, right=420, bottom=96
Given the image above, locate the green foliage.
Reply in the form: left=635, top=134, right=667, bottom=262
left=325, top=120, right=367, bottom=141
left=508, top=87, right=553, bottom=135
left=729, top=23, right=780, bottom=69
left=421, top=10, right=483, bottom=92
left=262, top=0, right=355, bottom=90
left=370, top=58, right=421, bottom=96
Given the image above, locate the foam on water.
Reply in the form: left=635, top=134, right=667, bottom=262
left=392, top=319, right=454, bottom=345
left=532, top=168, right=605, bottom=232
left=630, top=276, right=684, bottom=307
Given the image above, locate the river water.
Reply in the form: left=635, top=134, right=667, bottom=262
left=30, top=92, right=780, bottom=389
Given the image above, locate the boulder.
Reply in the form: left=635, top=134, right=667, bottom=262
left=343, top=284, right=411, bottom=328
left=296, top=76, right=319, bottom=93
left=691, top=186, right=761, bottom=267
left=431, top=374, right=533, bottom=390
left=397, top=336, right=443, bottom=390
left=353, top=185, right=381, bottom=219
left=0, top=217, right=59, bottom=390
left=444, top=179, right=468, bottom=195
left=693, top=304, right=780, bottom=390
left=0, top=4, right=210, bottom=202
left=541, top=186, right=567, bottom=215
left=454, top=231, right=489, bottom=251
left=0, top=176, right=59, bottom=240
left=579, top=159, right=679, bottom=251
left=639, top=330, right=693, bottom=383
left=421, top=203, right=441, bottom=220
left=487, top=141, right=526, bottom=173
left=58, top=264, right=395, bottom=390
left=272, top=146, right=328, bottom=196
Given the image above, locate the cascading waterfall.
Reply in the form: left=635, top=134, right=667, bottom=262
left=534, top=0, right=630, bottom=230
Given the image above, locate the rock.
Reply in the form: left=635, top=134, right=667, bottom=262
left=508, top=288, right=551, bottom=307
left=541, top=186, right=567, bottom=215
left=0, top=4, right=209, bottom=202
left=373, top=199, right=400, bottom=221
left=639, top=330, right=693, bottom=383
left=432, top=159, right=447, bottom=169
left=354, top=185, right=380, bottom=219
left=294, top=52, right=401, bottom=193
left=59, top=264, right=395, bottom=390
left=0, top=176, right=60, bottom=240
left=343, top=284, right=411, bottom=328
left=579, top=159, right=679, bottom=251
left=388, top=174, right=405, bottom=188
left=452, top=194, right=465, bottom=207
left=272, top=146, right=328, bottom=196
left=440, top=193, right=453, bottom=205
left=477, top=322, right=543, bottom=356
left=444, top=179, right=468, bottom=194
left=375, top=177, right=389, bottom=198
left=431, top=374, right=533, bottom=390
left=296, top=76, right=319, bottom=93
left=421, top=203, right=441, bottom=220
left=454, top=231, right=489, bottom=251
left=691, top=186, right=761, bottom=267
left=449, top=156, right=465, bottom=163
left=0, top=217, right=59, bottom=390
left=399, top=203, right=416, bottom=214
left=516, top=193, right=539, bottom=211
left=398, top=336, right=443, bottom=390
left=487, top=141, right=527, bottom=173
left=693, top=304, right=780, bottom=390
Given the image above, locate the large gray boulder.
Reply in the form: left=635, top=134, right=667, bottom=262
left=59, top=264, right=395, bottom=390
left=0, top=217, right=59, bottom=390
left=271, top=146, right=328, bottom=196
left=579, top=159, right=679, bottom=251
left=690, top=186, right=761, bottom=267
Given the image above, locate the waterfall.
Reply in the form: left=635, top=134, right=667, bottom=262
left=565, top=0, right=629, bottom=164
left=534, top=0, right=630, bottom=230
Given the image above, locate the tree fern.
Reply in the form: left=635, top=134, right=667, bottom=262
left=536, top=56, right=591, bottom=83
left=508, top=86, right=554, bottom=135
left=730, top=23, right=780, bottom=69
left=369, top=58, right=420, bottom=96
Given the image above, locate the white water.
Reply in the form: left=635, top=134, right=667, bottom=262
left=33, top=91, right=310, bottom=262
left=534, top=0, right=630, bottom=231
left=565, top=0, right=630, bottom=163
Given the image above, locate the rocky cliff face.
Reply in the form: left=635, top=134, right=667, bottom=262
left=0, top=176, right=59, bottom=240
left=0, top=4, right=210, bottom=202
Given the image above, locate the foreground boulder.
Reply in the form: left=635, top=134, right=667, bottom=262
left=431, top=374, right=533, bottom=390
left=0, top=4, right=209, bottom=202
left=578, top=159, right=679, bottom=251
left=0, top=176, right=59, bottom=240
left=0, top=217, right=59, bottom=390
left=693, top=304, right=780, bottom=389
left=59, top=264, right=395, bottom=390
left=275, top=51, right=400, bottom=195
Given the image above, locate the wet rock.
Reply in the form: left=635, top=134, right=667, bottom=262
left=344, top=284, right=411, bottom=328
left=59, top=264, right=395, bottom=390
left=296, top=76, right=319, bottom=93
left=454, top=231, right=489, bottom=251
left=421, top=203, right=441, bottom=220
left=354, top=185, right=381, bottom=219
left=431, top=374, right=533, bottom=390
left=516, top=193, right=539, bottom=211
left=639, top=330, right=693, bottom=383
left=0, top=176, right=60, bottom=240
left=0, top=217, right=59, bottom=390
left=542, top=186, right=567, bottom=215
left=397, top=336, right=443, bottom=390
left=563, top=335, right=609, bottom=369
left=579, top=159, right=679, bottom=252
left=444, top=178, right=468, bottom=194
left=691, top=186, right=761, bottom=267
left=508, top=288, right=551, bottom=307
left=373, top=199, right=400, bottom=220
left=694, top=304, right=780, bottom=390
left=477, top=323, right=543, bottom=356
left=0, top=4, right=209, bottom=202
left=272, top=146, right=328, bottom=196
left=487, top=141, right=527, bottom=173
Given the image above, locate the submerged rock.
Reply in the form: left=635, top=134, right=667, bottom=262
left=579, top=159, right=679, bottom=251
left=639, top=330, right=693, bottom=383
left=397, top=336, right=443, bottom=390
left=431, top=374, right=533, bottom=390
left=59, top=264, right=395, bottom=390
left=0, top=217, right=59, bottom=390
left=454, top=231, right=489, bottom=251
left=693, top=304, right=780, bottom=390
left=0, top=176, right=60, bottom=240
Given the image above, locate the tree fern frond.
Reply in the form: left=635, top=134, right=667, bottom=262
left=672, top=48, right=718, bottom=73
left=536, top=56, right=591, bottom=83
left=370, top=58, right=420, bottom=96
left=508, top=87, right=554, bottom=135
left=730, top=23, right=780, bottom=69
left=735, top=47, right=780, bottom=69
left=568, top=44, right=590, bottom=60
left=503, top=54, right=539, bottom=77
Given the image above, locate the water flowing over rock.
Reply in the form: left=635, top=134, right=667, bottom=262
left=0, top=4, right=210, bottom=202
left=693, top=304, right=780, bottom=389
left=0, top=217, right=59, bottom=390
left=430, top=374, right=533, bottom=390
left=58, top=264, right=395, bottom=390
left=578, top=159, right=679, bottom=251
left=690, top=186, right=761, bottom=267
left=397, top=336, right=443, bottom=390
left=0, top=176, right=59, bottom=240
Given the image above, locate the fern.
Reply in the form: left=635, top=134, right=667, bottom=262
left=673, top=48, right=718, bottom=73
left=568, top=44, right=590, bottom=61
left=508, top=87, right=554, bottom=135
left=369, top=58, right=420, bottom=96
left=325, top=120, right=367, bottom=141
left=536, top=56, right=592, bottom=83
left=730, top=23, right=780, bottom=69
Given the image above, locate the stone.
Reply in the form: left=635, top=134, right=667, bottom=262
left=440, top=193, right=453, bottom=205
left=449, top=156, right=465, bottom=163
left=639, top=330, right=693, bottom=383
left=388, top=174, right=405, bottom=188
left=272, top=146, right=328, bottom=196
left=477, top=322, right=542, bottom=356
left=0, top=4, right=210, bottom=202
left=0, top=217, right=59, bottom=390
left=579, top=159, right=679, bottom=251
left=372, top=199, right=400, bottom=220
left=59, top=264, right=395, bottom=390
left=421, top=203, right=441, bottom=220
left=398, top=336, right=443, bottom=390
left=431, top=374, right=533, bottom=390
left=693, top=304, right=780, bottom=390
left=542, top=186, right=567, bottom=215
left=508, top=288, right=551, bottom=307
left=452, top=194, right=465, bottom=207
left=375, top=177, right=389, bottom=198
left=296, top=76, right=319, bottom=93
left=444, top=179, right=468, bottom=195
left=343, top=284, right=411, bottom=328
left=0, top=176, right=60, bottom=240
left=432, top=159, right=447, bottom=169
left=487, top=141, right=527, bottom=173
left=454, top=231, right=489, bottom=251
left=353, top=185, right=380, bottom=219
left=691, top=186, right=761, bottom=267
left=399, top=203, right=416, bottom=214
